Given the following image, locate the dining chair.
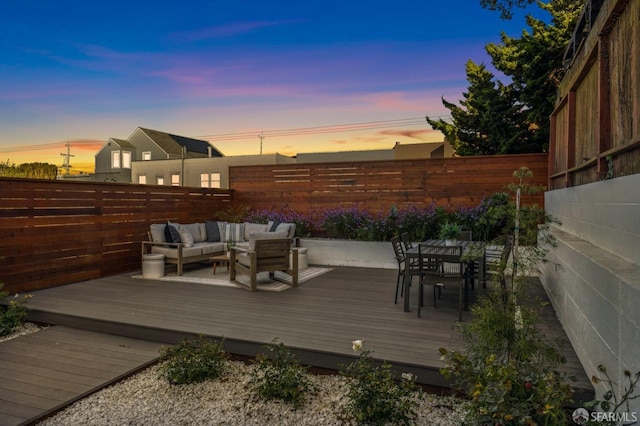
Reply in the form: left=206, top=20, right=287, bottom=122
left=391, top=236, right=420, bottom=304
left=400, top=232, right=414, bottom=252
left=483, top=235, right=513, bottom=293
left=456, top=230, right=477, bottom=289
left=417, top=244, right=463, bottom=318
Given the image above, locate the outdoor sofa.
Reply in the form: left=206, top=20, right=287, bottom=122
left=142, top=221, right=296, bottom=275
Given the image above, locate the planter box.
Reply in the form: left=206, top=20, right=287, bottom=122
left=300, top=238, right=396, bottom=269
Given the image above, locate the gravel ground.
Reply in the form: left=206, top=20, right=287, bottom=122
left=36, top=361, right=468, bottom=425
left=2, top=325, right=467, bottom=425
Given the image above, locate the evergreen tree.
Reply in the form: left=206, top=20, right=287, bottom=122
left=428, top=0, right=583, bottom=156
left=427, top=61, right=528, bottom=155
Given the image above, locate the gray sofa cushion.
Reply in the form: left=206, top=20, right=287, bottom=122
left=248, top=231, right=288, bottom=251
left=244, top=222, right=268, bottom=240
left=149, top=223, right=166, bottom=242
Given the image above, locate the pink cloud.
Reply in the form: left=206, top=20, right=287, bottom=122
left=170, top=20, right=305, bottom=42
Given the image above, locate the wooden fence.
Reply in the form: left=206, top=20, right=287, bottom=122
left=0, top=178, right=232, bottom=293
left=1, top=153, right=546, bottom=293
left=230, top=154, right=548, bottom=213
left=550, top=0, right=639, bottom=189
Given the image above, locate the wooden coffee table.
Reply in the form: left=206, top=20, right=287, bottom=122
left=210, top=253, right=230, bottom=274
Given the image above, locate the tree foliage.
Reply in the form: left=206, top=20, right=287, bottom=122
left=427, top=0, right=583, bottom=156
left=0, top=161, right=58, bottom=179
left=479, top=0, right=536, bottom=19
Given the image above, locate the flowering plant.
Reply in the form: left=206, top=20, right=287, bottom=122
left=0, top=286, right=32, bottom=337
left=341, top=339, right=421, bottom=425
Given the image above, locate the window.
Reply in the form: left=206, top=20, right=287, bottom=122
left=122, top=151, right=132, bottom=169
left=200, top=172, right=221, bottom=188
left=138, top=175, right=147, bottom=184
left=156, top=176, right=164, bottom=185
left=142, top=151, right=151, bottom=161
left=111, top=151, right=120, bottom=168
left=211, top=172, right=221, bottom=188
left=171, top=173, right=180, bottom=186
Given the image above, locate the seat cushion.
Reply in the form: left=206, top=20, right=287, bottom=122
left=244, top=222, right=268, bottom=240
left=248, top=231, right=288, bottom=251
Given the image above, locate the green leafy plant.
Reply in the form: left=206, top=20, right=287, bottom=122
left=438, top=221, right=462, bottom=240
left=583, top=364, right=640, bottom=425
left=158, top=335, right=229, bottom=384
left=248, top=339, right=315, bottom=408
left=0, top=285, right=32, bottom=336
left=438, top=168, right=572, bottom=424
left=341, top=339, right=421, bottom=425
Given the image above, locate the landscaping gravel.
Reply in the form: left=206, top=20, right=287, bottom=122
left=37, top=361, right=468, bottom=425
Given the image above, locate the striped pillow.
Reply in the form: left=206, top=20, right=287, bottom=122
left=224, top=223, right=245, bottom=243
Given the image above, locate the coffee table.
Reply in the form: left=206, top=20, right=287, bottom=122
left=210, top=253, right=230, bottom=274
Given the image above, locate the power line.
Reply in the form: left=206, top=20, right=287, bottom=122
left=195, top=116, right=451, bottom=142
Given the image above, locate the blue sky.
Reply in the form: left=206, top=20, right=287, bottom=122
left=0, top=0, right=541, bottom=172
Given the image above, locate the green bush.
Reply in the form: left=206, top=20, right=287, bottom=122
left=438, top=168, right=572, bottom=424
left=0, top=286, right=31, bottom=337
left=341, top=340, right=421, bottom=425
left=248, top=340, right=315, bottom=408
left=158, top=335, right=229, bottom=384
left=439, top=291, right=573, bottom=424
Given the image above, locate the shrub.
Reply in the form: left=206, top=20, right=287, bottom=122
left=248, top=340, right=315, bottom=408
left=244, top=206, right=313, bottom=238
left=0, top=286, right=31, bottom=337
left=341, top=339, right=421, bottom=425
left=439, top=291, right=573, bottom=424
left=158, top=335, right=229, bottom=384
left=438, top=168, right=572, bottom=424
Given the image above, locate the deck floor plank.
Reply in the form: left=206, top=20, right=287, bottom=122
left=0, top=265, right=592, bottom=425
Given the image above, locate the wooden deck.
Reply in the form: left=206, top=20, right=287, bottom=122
left=5, top=265, right=593, bottom=424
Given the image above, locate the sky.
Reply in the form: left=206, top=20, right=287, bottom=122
left=0, top=1, right=542, bottom=174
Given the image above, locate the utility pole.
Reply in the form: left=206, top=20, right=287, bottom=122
left=259, top=132, right=265, bottom=155
left=60, top=142, right=74, bottom=175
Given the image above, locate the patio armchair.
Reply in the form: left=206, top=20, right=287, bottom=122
left=229, top=236, right=298, bottom=291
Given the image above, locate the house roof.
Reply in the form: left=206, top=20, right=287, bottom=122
left=138, top=128, right=223, bottom=158
left=111, top=138, right=136, bottom=149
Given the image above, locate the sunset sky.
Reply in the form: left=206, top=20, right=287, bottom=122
left=0, top=1, right=541, bottom=174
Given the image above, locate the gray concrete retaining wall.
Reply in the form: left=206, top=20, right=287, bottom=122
left=541, top=174, right=640, bottom=415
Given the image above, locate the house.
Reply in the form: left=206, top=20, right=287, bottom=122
left=93, top=127, right=223, bottom=183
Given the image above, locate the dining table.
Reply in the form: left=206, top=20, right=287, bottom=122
left=402, top=239, right=485, bottom=317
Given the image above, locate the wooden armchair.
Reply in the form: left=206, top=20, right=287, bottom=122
left=229, top=238, right=298, bottom=291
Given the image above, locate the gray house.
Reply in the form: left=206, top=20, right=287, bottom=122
left=94, top=127, right=223, bottom=183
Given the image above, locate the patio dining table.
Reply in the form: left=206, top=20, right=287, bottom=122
left=402, top=239, right=485, bottom=317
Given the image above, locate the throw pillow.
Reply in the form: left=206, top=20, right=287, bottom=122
left=165, top=222, right=181, bottom=243
left=268, top=220, right=281, bottom=232
left=178, top=226, right=194, bottom=248
left=274, top=223, right=292, bottom=237
left=225, top=223, right=245, bottom=243
left=205, top=220, right=221, bottom=242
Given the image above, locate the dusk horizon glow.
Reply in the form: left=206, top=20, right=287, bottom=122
left=1, top=1, right=541, bottom=173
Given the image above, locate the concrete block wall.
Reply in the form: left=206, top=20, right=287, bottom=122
left=540, top=174, right=640, bottom=414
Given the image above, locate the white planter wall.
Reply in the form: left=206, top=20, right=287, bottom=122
left=300, top=239, right=397, bottom=270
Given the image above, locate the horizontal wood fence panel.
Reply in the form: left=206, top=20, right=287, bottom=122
left=230, top=154, right=548, bottom=213
left=0, top=178, right=232, bottom=293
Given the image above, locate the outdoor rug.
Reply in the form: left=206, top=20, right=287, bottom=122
left=133, top=266, right=333, bottom=292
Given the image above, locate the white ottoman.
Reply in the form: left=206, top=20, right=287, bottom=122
left=142, top=254, right=165, bottom=279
